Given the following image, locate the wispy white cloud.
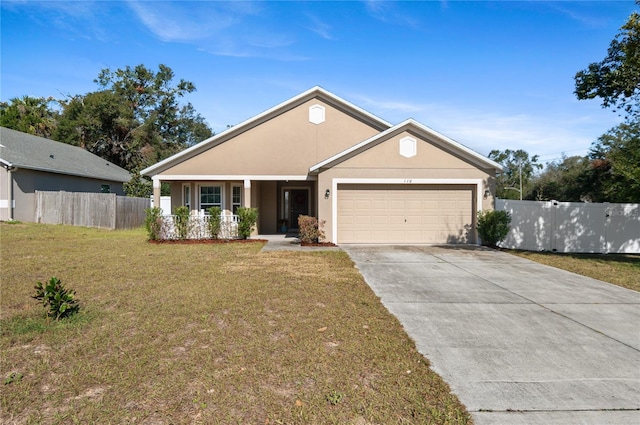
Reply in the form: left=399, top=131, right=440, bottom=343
left=347, top=91, right=612, bottom=160
left=306, top=14, right=334, bottom=40
left=362, top=0, right=419, bottom=28
left=126, top=0, right=308, bottom=61
left=126, top=1, right=236, bottom=42
left=544, top=2, right=612, bottom=28
left=351, top=93, right=427, bottom=114
left=2, top=0, right=110, bottom=41
left=419, top=108, right=609, bottom=161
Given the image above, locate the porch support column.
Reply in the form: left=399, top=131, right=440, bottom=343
left=7, top=166, right=14, bottom=221
left=152, top=177, right=161, bottom=211
left=243, top=179, right=251, bottom=208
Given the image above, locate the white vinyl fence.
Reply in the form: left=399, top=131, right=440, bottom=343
left=496, top=199, right=639, bottom=254
left=149, top=196, right=172, bottom=216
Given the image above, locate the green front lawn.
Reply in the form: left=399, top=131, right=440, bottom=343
left=0, top=223, right=471, bottom=424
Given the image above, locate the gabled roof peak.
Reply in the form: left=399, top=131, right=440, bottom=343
left=309, top=119, right=502, bottom=173
left=141, top=86, right=392, bottom=176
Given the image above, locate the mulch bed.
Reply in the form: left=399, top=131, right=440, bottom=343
left=148, top=239, right=267, bottom=245
left=300, top=241, right=337, bottom=247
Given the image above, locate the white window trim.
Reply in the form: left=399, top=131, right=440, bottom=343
left=182, top=183, right=191, bottom=210
left=197, top=183, right=224, bottom=213
left=330, top=178, right=483, bottom=243
left=231, top=183, right=243, bottom=214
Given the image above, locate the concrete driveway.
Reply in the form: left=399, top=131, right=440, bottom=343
left=341, top=245, right=640, bottom=425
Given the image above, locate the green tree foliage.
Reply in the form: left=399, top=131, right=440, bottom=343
left=54, top=64, right=213, bottom=172
left=123, top=168, right=153, bottom=198
left=488, top=149, right=542, bottom=200
left=526, top=124, right=639, bottom=203
left=0, top=96, right=59, bottom=138
left=572, top=4, right=640, bottom=203
left=588, top=121, right=640, bottom=202
left=526, top=156, right=591, bottom=201
left=574, top=5, right=640, bottom=120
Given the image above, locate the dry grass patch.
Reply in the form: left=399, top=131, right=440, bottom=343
left=1, top=223, right=471, bottom=424
left=509, top=250, right=640, bottom=292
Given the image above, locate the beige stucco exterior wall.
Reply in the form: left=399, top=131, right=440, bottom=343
left=316, top=132, right=496, bottom=243
left=159, top=99, right=382, bottom=177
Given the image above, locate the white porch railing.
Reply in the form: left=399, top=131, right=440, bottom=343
left=158, top=213, right=239, bottom=240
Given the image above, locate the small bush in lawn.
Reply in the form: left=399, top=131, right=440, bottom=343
left=477, top=210, right=511, bottom=248
left=207, top=206, right=222, bottom=239
left=32, top=277, right=80, bottom=320
left=237, top=207, right=258, bottom=239
left=173, top=206, right=190, bottom=240
left=298, top=215, right=326, bottom=244
left=145, top=207, right=163, bottom=240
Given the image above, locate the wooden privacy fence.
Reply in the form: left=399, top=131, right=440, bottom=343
left=496, top=199, right=640, bottom=254
left=35, top=191, right=148, bottom=230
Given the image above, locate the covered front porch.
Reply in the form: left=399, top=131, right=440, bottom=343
left=152, top=177, right=318, bottom=235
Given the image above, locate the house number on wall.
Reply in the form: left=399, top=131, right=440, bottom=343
left=404, top=179, right=412, bottom=184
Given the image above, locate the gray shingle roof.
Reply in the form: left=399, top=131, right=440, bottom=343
left=0, top=127, right=131, bottom=182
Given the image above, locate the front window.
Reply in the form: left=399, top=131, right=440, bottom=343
left=183, top=184, right=191, bottom=209
left=232, top=185, right=242, bottom=214
left=101, top=184, right=111, bottom=194
left=199, top=186, right=222, bottom=211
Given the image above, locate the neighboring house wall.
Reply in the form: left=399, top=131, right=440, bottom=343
left=497, top=199, right=640, bottom=254
left=9, top=169, right=125, bottom=222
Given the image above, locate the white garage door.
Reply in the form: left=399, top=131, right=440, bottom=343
left=337, top=184, right=474, bottom=244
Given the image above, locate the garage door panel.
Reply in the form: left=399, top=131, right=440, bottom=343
left=373, top=216, right=389, bottom=225
left=337, top=184, right=474, bottom=244
left=389, top=200, right=404, bottom=210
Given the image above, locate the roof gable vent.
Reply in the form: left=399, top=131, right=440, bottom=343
left=399, top=136, right=417, bottom=158
left=309, top=104, right=325, bottom=125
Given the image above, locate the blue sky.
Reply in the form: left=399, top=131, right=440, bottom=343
left=1, top=1, right=637, bottom=164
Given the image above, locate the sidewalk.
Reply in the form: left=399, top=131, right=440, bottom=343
left=257, top=234, right=341, bottom=252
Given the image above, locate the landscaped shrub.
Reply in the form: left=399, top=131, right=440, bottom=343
left=477, top=210, right=511, bottom=248
left=298, top=215, right=326, bottom=244
left=144, top=207, right=163, bottom=240
left=207, top=206, right=222, bottom=239
left=237, top=207, right=258, bottom=239
left=173, top=206, right=190, bottom=240
left=32, top=277, right=80, bottom=320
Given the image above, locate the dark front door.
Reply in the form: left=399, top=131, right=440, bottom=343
left=289, top=189, right=309, bottom=229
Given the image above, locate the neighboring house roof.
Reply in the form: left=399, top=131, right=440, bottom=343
left=0, top=127, right=131, bottom=182
left=141, top=86, right=393, bottom=176
left=309, top=119, right=503, bottom=173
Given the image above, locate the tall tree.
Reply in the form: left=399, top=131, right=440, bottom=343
left=526, top=155, right=591, bottom=202
left=588, top=121, right=640, bottom=202
left=55, top=64, right=213, bottom=172
left=574, top=4, right=640, bottom=203
left=574, top=5, right=640, bottom=119
left=0, top=96, right=59, bottom=138
left=488, top=149, right=542, bottom=200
